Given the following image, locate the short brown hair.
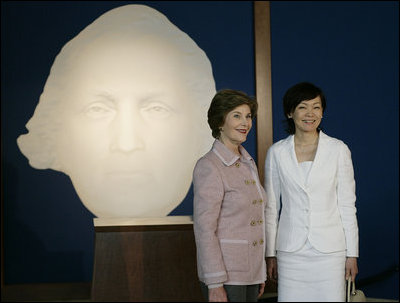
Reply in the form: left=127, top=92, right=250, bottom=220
left=207, top=89, right=258, bottom=139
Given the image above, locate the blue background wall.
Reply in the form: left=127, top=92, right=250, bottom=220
left=1, top=0, right=256, bottom=284
left=1, top=1, right=398, bottom=300
left=269, top=2, right=398, bottom=300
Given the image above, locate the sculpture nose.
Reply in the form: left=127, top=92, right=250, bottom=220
left=110, top=108, right=144, bottom=152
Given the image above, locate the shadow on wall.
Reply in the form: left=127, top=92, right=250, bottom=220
left=3, top=161, right=88, bottom=283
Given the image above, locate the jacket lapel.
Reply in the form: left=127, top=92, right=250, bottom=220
left=305, top=131, right=328, bottom=186
left=280, top=132, right=331, bottom=191
left=280, top=135, right=307, bottom=191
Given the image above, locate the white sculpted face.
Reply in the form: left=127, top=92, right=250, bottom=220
left=17, top=5, right=215, bottom=217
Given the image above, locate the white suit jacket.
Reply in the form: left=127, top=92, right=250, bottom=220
left=264, top=131, right=359, bottom=257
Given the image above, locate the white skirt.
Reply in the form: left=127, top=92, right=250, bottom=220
left=277, top=240, right=346, bottom=302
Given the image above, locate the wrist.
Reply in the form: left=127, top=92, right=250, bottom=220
left=208, top=283, right=223, bottom=289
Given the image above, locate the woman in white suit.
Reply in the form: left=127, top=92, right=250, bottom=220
left=264, top=82, right=359, bottom=302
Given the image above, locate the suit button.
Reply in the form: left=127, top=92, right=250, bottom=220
left=245, top=180, right=250, bottom=185
left=252, top=200, right=258, bottom=205
left=250, top=220, right=256, bottom=226
left=259, top=239, right=264, bottom=245
left=259, top=199, right=263, bottom=204
left=235, top=162, right=240, bottom=168
left=258, top=219, right=263, bottom=225
left=252, top=240, right=258, bottom=246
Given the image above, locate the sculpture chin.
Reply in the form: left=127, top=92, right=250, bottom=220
left=69, top=170, right=192, bottom=218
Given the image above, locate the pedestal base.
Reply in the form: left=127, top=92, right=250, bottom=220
left=91, top=216, right=203, bottom=302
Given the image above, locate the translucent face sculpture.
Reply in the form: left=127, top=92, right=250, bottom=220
left=17, top=5, right=215, bottom=218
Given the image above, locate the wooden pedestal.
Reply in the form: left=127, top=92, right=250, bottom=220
left=91, top=216, right=204, bottom=302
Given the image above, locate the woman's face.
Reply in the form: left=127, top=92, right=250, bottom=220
left=219, top=104, right=252, bottom=149
left=54, top=36, right=213, bottom=217
left=289, top=97, right=323, bottom=134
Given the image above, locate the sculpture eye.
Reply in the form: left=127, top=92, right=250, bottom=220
left=84, top=102, right=115, bottom=119
left=141, top=102, right=172, bottom=119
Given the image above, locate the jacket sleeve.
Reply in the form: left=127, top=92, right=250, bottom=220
left=264, top=146, right=281, bottom=257
left=193, top=157, right=227, bottom=285
left=337, top=143, right=359, bottom=257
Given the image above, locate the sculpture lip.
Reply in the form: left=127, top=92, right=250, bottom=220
left=105, top=171, right=153, bottom=186
left=106, top=170, right=151, bottom=177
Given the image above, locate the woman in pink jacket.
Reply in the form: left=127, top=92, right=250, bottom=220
left=193, top=89, right=267, bottom=302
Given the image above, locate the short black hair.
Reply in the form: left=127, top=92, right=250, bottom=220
left=283, top=82, right=326, bottom=134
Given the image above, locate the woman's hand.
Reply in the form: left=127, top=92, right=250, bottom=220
left=257, top=282, right=266, bottom=298
left=267, top=257, right=278, bottom=282
left=209, top=286, right=228, bottom=302
left=345, top=257, right=358, bottom=282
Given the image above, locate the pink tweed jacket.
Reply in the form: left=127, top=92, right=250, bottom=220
left=193, top=139, right=267, bottom=286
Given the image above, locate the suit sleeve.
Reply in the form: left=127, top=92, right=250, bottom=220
left=337, top=143, right=359, bottom=257
left=193, top=157, right=227, bottom=285
left=264, top=146, right=281, bottom=257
